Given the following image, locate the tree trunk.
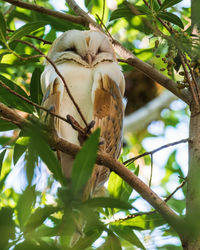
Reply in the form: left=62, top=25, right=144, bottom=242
left=184, top=102, right=200, bottom=249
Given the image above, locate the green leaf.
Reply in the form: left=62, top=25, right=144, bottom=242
left=0, top=75, right=34, bottom=113
left=17, top=185, right=36, bottom=228
left=110, top=5, right=133, bottom=21
left=14, top=144, right=26, bottom=165
left=90, top=0, right=109, bottom=24
left=111, top=225, right=145, bottom=249
left=0, top=12, right=7, bottom=44
left=72, top=129, right=100, bottom=195
left=71, top=229, right=102, bottom=250
left=110, top=3, right=151, bottom=21
left=34, top=12, right=85, bottom=32
left=100, top=234, right=122, bottom=250
left=0, top=136, right=11, bottom=146
left=159, top=0, right=183, bottom=11
left=83, top=197, right=132, bottom=209
left=111, top=212, right=166, bottom=230
left=108, top=171, right=132, bottom=202
left=135, top=5, right=152, bottom=15
left=0, top=207, right=15, bottom=249
left=25, top=205, right=60, bottom=232
left=8, top=21, right=48, bottom=43
left=30, top=67, right=43, bottom=105
left=0, top=149, right=6, bottom=176
left=24, top=122, right=64, bottom=184
left=157, top=12, right=184, bottom=28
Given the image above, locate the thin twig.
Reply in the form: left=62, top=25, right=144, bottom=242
left=157, top=0, right=162, bottom=6
left=107, top=211, right=156, bottom=224
left=16, top=39, right=88, bottom=127
left=185, top=57, right=200, bottom=103
left=0, top=80, right=69, bottom=124
left=124, top=138, right=189, bottom=165
left=109, top=180, right=186, bottom=223
left=180, top=54, right=199, bottom=107
left=7, top=29, right=52, bottom=45
left=149, top=153, right=153, bottom=187
left=95, top=14, right=112, bottom=40
left=164, top=180, right=186, bottom=202
left=2, top=0, right=87, bottom=26
left=101, top=0, right=105, bottom=25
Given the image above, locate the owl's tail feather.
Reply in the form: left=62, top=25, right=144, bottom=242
left=83, top=164, right=110, bottom=201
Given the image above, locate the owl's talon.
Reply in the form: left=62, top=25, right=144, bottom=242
left=86, top=120, right=95, bottom=134
left=66, top=115, right=85, bottom=135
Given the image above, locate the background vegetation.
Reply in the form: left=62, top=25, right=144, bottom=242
left=0, top=0, right=197, bottom=249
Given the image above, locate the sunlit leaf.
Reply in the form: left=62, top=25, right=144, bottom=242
left=108, top=172, right=132, bottom=202
left=111, top=212, right=166, bottom=230
left=159, top=0, right=183, bottom=11
left=8, top=21, right=48, bottom=43
left=0, top=149, right=6, bottom=176
left=72, top=129, right=100, bottom=195
left=157, top=12, right=184, bottom=28
left=90, top=0, right=109, bottom=24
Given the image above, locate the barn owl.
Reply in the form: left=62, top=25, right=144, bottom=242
left=41, top=30, right=125, bottom=199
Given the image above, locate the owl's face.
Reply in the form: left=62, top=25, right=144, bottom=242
left=46, top=30, right=116, bottom=67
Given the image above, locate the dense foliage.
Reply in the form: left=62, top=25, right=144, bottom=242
left=0, top=0, right=194, bottom=249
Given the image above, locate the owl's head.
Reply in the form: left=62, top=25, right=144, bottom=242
left=46, top=30, right=116, bottom=67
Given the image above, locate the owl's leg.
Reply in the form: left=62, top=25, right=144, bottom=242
left=66, top=114, right=95, bottom=145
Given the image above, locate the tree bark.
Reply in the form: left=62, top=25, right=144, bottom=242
left=184, top=102, right=200, bottom=249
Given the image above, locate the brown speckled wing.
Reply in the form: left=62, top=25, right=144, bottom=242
left=93, top=74, right=124, bottom=158
left=84, top=74, right=124, bottom=199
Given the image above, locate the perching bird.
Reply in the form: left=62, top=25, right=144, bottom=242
left=41, top=30, right=125, bottom=199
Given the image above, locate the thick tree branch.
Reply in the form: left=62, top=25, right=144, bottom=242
left=118, top=58, right=191, bottom=104
left=0, top=102, right=187, bottom=237
left=2, top=0, right=88, bottom=26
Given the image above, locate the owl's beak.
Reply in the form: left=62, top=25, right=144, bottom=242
left=84, top=53, right=93, bottom=65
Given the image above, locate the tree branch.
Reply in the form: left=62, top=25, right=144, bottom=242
left=124, top=138, right=189, bottom=165
left=67, top=0, right=191, bottom=104
left=2, top=0, right=88, bottom=26
left=0, top=102, right=187, bottom=237
left=3, top=0, right=192, bottom=104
